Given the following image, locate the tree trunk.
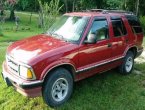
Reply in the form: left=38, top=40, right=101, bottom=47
left=9, top=9, right=15, bottom=21
left=64, top=0, right=68, bottom=12
left=0, top=10, right=4, bottom=16
left=136, top=0, right=139, bottom=16
left=0, top=1, right=4, bottom=16
left=122, top=0, right=127, bottom=10
left=72, top=0, right=75, bottom=12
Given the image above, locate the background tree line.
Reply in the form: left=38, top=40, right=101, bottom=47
left=0, top=0, right=145, bottom=33
left=13, top=0, right=145, bottom=15
left=0, top=0, right=145, bottom=19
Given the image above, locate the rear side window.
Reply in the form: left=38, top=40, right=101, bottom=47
left=111, top=17, right=127, bottom=37
left=126, top=15, right=143, bottom=34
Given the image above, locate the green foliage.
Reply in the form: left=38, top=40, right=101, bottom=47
left=140, top=16, right=145, bottom=33
left=75, top=0, right=106, bottom=11
left=0, top=29, right=3, bottom=36
left=38, top=0, right=63, bottom=32
left=5, top=0, right=18, bottom=21
left=2, top=0, right=145, bottom=16
left=106, top=0, right=122, bottom=9
left=0, top=14, right=5, bottom=36
left=0, top=20, right=2, bottom=36
left=19, top=0, right=29, bottom=10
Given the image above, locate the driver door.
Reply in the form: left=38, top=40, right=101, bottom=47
left=78, top=17, right=112, bottom=71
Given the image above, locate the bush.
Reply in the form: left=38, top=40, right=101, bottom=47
left=0, top=21, right=3, bottom=36
left=0, top=30, right=3, bottom=36
left=140, top=16, right=145, bottom=33
left=0, top=14, right=6, bottom=36
left=38, top=0, right=63, bottom=32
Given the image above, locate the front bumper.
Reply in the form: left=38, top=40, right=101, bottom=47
left=1, top=62, right=43, bottom=97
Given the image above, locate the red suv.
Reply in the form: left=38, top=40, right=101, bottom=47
left=2, top=9, right=144, bottom=107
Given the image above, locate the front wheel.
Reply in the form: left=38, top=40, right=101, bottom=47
left=119, top=51, right=134, bottom=75
left=42, top=68, right=73, bottom=107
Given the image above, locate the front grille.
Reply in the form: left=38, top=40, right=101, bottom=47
left=6, top=56, right=19, bottom=74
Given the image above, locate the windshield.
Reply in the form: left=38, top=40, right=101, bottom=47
left=47, top=15, right=90, bottom=42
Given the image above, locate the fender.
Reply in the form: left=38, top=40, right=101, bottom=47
left=40, top=59, right=77, bottom=80
left=123, top=44, right=143, bottom=56
left=123, top=44, right=138, bottom=56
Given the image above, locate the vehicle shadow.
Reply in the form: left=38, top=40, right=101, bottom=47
left=57, top=62, right=145, bottom=110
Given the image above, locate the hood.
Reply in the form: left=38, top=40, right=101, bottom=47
left=7, top=34, right=71, bottom=64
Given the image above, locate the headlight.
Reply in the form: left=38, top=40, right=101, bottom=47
left=19, top=66, right=33, bottom=79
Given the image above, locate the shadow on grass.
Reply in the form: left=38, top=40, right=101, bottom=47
left=56, top=62, right=145, bottom=110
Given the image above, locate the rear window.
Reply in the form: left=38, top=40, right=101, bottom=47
left=126, top=15, right=143, bottom=34
left=111, top=17, right=127, bottom=37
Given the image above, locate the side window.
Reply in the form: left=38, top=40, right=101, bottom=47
left=87, top=19, right=108, bottom=41
left=111, top=17, right=127, bottom=37
left=126, top=16, right=143, bottom=34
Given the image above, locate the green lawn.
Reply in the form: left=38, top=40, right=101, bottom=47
left=0, top=11, right=42, bottom=42
left=0, top=12, right=145, bottom=110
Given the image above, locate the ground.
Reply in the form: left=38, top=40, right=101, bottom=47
left=0, top=12, right=145, bottom=110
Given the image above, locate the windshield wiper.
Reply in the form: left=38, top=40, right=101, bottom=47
left=47, top=32, right=53, bottom=36
left=48, top=32, right=69, bottom=42
left=52, top=33, right=64, bottom=39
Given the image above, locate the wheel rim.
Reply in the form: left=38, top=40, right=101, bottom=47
left=51, top=78, right=69, bottom=102
left=125, top=57, right=133, bottom=72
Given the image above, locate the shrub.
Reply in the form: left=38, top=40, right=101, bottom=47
left=0, top=17, right=4, bottom=36
left=140, top=16, right=145, bottom=33
left=0, top=29, right=3, bottom=36
left=38, top=0, right=63, bottom=32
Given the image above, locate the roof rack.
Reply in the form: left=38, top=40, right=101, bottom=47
left=103, top=10, right=134, bottom=15
left=86, top=9, right=134, bottom=15
left=90, top=9, right=104, bottom=12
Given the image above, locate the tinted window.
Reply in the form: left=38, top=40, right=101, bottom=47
left=126, top=15, right=143, bottom=34
left=87, top=19, right=108, bottom=41
left=111, top=17, right=127, bottom=37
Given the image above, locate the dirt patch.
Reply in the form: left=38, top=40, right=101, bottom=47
left=135, top=51, right=145, bottom=64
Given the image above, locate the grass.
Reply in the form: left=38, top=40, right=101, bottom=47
left=0, top=11, right=145, bottom=110
left=0, top=11, right=42, bottom=42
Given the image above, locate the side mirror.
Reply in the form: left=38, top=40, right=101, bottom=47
left=84, top=33, right=96, bottom=44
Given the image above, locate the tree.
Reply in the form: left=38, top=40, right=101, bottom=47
left=0, top=0, right=5, bottom=36
left=20, top=0, right=29, bottom=11
left=7, top=0, right=17, bottom=21
left=0, top=0, right=4, bottom=16
left=38, top=0, right=63, bottom=32
left=72, top=0, right=76, bottom=12
left=106, top=0, right=122, bottom=9
left=139, top=0, right=145, bottom=15
left=18, top=0, right=33, bottom=23
left=63, top=0, right=68, bottom=12
left=136, top=0, right=139, bottom=15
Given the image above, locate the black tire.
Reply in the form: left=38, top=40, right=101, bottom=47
left=42, top=68, right=73, bottom=107
left=119, top=51, right=134, bottom=75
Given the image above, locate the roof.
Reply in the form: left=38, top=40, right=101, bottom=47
left=65, top=9, right=134, bottom=17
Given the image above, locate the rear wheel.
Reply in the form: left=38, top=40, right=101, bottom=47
left=42, top=68, right=73, bottom=107
left=119, top=51, right=134, bottom=75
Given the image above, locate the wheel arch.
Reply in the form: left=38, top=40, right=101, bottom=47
left=42, top=63, right=76, bottom=84
left=126, top=46, right=138, bottom=58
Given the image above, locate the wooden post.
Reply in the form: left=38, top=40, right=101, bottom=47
left=15, top=16, right=19, bottom=31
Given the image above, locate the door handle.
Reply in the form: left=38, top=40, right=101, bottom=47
left=126, top=39, right=129, bottom=43
left=108, top=43, right=112, bottom=47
